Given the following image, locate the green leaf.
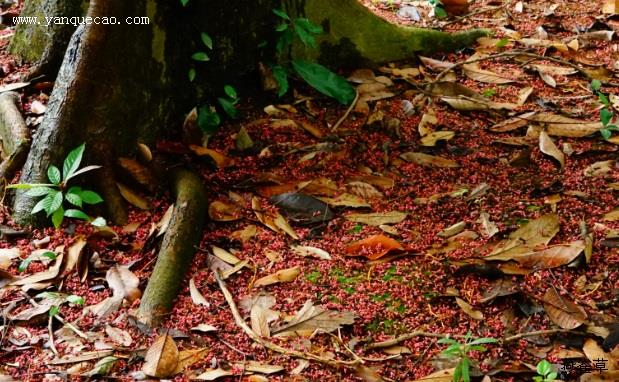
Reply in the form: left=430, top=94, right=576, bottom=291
left=546, top=372, right=557, bottom=380
left=435, top=6, right=448, bottom=18
left=601, top=108, right=613, bottom=126
left=192, top=52, right=210, bottom=62
left=180, top=0, right=189, bottom=6
left=591, top=79, right=602, bottom=91
left=601, top=128, right=612, bottom=140
left=224, top=85, right=237, bottom=100
left=27, top=187, right=54, bottom=197
left=79, top=190, right=103, bottom=205
left=48, top=191, right=63, bottom=216
left=90, top=217, right=107, bottom=227
left=49, top=305, right=59, bottom=317
left=218, top=97, right=239, bottom=119
left=64, top=209, right=90, bottom=220
left=200, top=32, right=213, bottom=49
left=276, top=29, right=294, bottom=53
left=188, top=68, right=196, bottom=82
left=32, top=194, right=53, bottom=215
left=537, top=360, right=551, bottom=376
left=272, top=65, right=289, bottom=97
left=468, top=337, right=498, bottom=345
left=467, top=345, right=487, bottom=352
left=599, top=93, right=610, bottom=107
left=292, top=60, right=356, bottom=105
left=47, top=165, right=61, bottom=185
left=197, top=105, right=221, bottom=136
left=62, top=143, right=85, bottom=182
left=272, top=8, right=290, bottom=20
left=66, top=295, right=85, bottom=305
left=65, top=192, right=82, bottom=207
left=275, top=23, right=288, bottom=32
left=453, top=362, right=462, bottom=382
left=293, top=21, right=316, bottom=47
left=495, top=37, right=509, bottom=48
left=52, top=206, right=64, bottom=228
left=460, top=358, right=470, bottom=382
left=42, top=251, right=57, bottom=261
left=294, top=18, right=323, bottom=34
left=18, top=258, right=32, bottom=272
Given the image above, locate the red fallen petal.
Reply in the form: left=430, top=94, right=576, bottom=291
left=346, top=234, right=404, bottom=260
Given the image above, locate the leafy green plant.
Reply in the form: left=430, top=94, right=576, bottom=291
left=533, top=360, right=557, bottom=382
left=437, top=331, right=497, bottom=382
left=18, top=251, right=56, bottom=272
left=197, top=84, right=240, bottom=139
left=7, top=143, right=105, bottom=229
left=591, top=79, right=618, bottom=140
left=189, top=32, right=213, bottom=82
left=428, top=0, right=447, bottom=18
left=270, top=8, right=356, bottom=105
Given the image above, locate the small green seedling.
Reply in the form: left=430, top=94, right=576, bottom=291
left=189, top=32, right=213, bottom=81
left=438, top=331, right=498, bottom=382
left=197, top=84, right=240, bottom=140
left=591, top=79, right=618, bottom=140
left=7, top=143, right=105, bottom=229
left=534, top=360, right=557, bottom=382
left=36, top=291, right=85, bottom=317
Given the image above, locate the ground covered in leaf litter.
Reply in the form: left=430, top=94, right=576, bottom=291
left=1, top=0, right=619, bottom=381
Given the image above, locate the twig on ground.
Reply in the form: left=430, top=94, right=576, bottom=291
left=503, top=329, right=570, bottom=343
left=331, top=90, right=359, bottom=132
left=214, top=271, right=361, bottom=368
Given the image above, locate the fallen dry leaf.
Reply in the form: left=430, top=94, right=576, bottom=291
left=290, top=245, right=332, bottom=260
left=106, top=265, right=141, bottom=302
left=208, top=200, right=241, bottom=222
left=189, top=278, right=210, bottom=307
left=189, top=145, right=235, bottom=167
left=345, top=211, right=407, bottom=226
left=346, top=234, right=404, bottom=260
left=272, top=300, right=356, bottom=337
left=400, top=152, right=459, bottom=168
left=541, top=288, right=587, bottom=329
left=254, top=266, right=301, bottom=287
left=142, top=334, right=179, bottom=378
left=539, top=130, right=565, bottom=170
left=455, top=297, right=484, bottom=320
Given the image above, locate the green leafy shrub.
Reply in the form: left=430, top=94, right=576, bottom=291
left=271, top=8, right=356, bottom=105
left=437, top=331, right=497, bottom=382
left=7, top=143, right=105, bottom=228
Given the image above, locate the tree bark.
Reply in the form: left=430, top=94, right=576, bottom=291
left=0, top=92, right=30, bottom=183
left=136, top=169, right=207, bottom=327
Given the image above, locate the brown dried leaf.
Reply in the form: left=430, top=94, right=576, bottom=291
left=346, top=181, right=384, bottom=199
left=539, top=131, right=565, bottom=169
left=583, top=339, right=617, bottom=370
left=254, top=266, right=301, bottom=287
left=541, top=288, right=587, bottom=329
left=142, top=334, right=179, bottom=378
left=272, top=300, right=356, bottom=337
left=462, top=61, right=515, bottom=84
left=189, top=278, right=209, bottom=307
left=173, top=348, right=209, bottom=374
left=421, top=131, right=455, bottom=146
left=400, top=152, right=459, bottom=168
left=252, top=197, right=298, bottom=239
left=317, top=193, right=370, bottom=208
left=116, top=182, right=150, bottom=210
left=345, top=211, right=407, bottom=226
left=208, top=200, right=241, bottom=222
left=117, top=157, right=156, bottom=192
left=189, top=145, right=235, bottom=167
left=62, top=237, right=87, bottom=277
left=11, top=253, right=64, bottom=287
left=247, top=294, right=279, bottom=337
left=232, top=361, right=284, bottom=374
left=106, top=265, right=141, bottom=302
left=290, top=245, right=332, bottom=260
left=194, top=369, right=233, bottom=380
left=455, top=297, right=484, bottom=320
left=0, top=248, right=20, bottom=270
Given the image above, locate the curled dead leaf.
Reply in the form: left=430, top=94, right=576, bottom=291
left=346, top=234, right=404, bottom=260
left=254, top=266, right=301, bottom=287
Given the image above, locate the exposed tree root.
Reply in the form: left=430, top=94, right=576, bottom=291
left=137, top=169, right=207, bottom=327
left=0, top=92, right=30, bottom=184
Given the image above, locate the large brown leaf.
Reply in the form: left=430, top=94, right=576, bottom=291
left=345, top=211, right=407, bottom=226
left=142, top=334, right=179, bottom=378
left=541, top=288, right=587, bottom=329
left=272, top=300, right=356, bottom=337
left=400, top=152, right=459, bottom=168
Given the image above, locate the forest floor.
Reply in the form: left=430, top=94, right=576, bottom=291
left=1, top=0, right=618, bottom=381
